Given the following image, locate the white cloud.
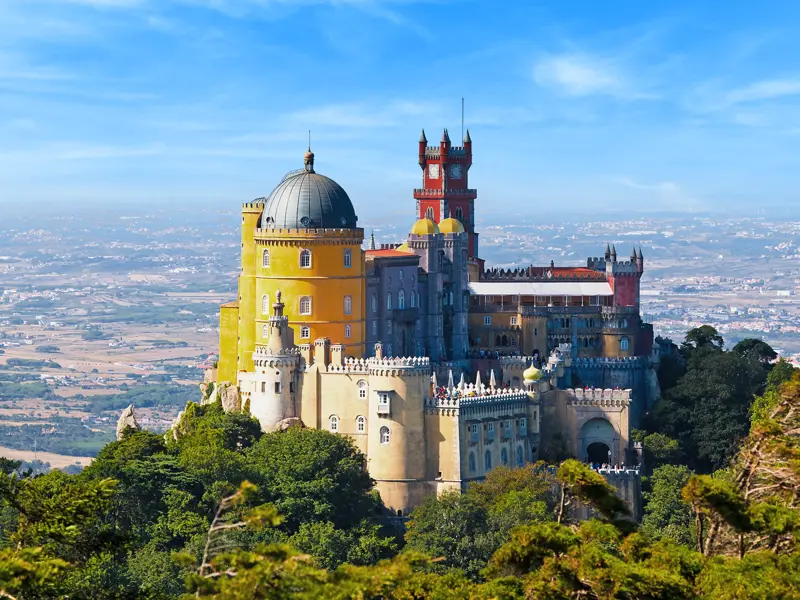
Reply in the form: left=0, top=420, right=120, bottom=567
left=534, top=54, right=622, bottom=97
left=725, top=79, right=800, bottom=105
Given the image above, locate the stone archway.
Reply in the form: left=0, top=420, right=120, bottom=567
left=580, top=418, right=618, bottom=464
left=586, top=441, right=610, bottom=465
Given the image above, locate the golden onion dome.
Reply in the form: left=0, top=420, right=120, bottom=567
left=439, top=217, right=465, bottom=234
left=523, top=364, right=542, bottom=382
left=396, top=242, right=411, bottom=253
left=410, top=218, right=440, bottom=235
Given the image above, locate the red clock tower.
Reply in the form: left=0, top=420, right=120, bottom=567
left=415, top=128, right=479, bottom=259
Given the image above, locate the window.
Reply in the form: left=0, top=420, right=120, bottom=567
left=300, top=326, right=310, bottom=339
left=262, top=294, right=270, bottom=315
left=501, top=447, right=508, bottom=466
left=399, top=269, right=404, bottom=281
left=262, top=324, right=269, bottom=338
left=299, top=296, right=312, bottom=315
left=344, top=295, right=352, bottom=315
left=370, top=294, right=376, bottom=313
left=410, top=292, right=416, bottom=308
left=329, top=415, right=339, bottom=432
left=344, top=248, right=352, bottom=268
left=455, top=206, right=464, bottom=220
left=274, top=382, right=281, bottom=394
left=520, top=417, right=527, bottom=435
left=380, top=426, right=390, bottom=444
left=462, top=249, right=468, bottom=264
left=377, top=393, right=390, bottom=414
left=262, top=249, right=270, bottom=268
left=484, top=450, right=492, bottom=471
left=387, top=320, right=393, bottom=334
left=398, top=289, right=405, bottom=309
left=468, top=452, right=476, bottom=473
left=261, top=382, right=266, bottom=393
left=344, top=324, right=351, bottom=338
left=357, top=380, right=368, bottom=399
left=386, top=293, right=392, bottom=311
left=371, top=321, right=377, bottom=335
left=484, top=316, right=492, bottom=326
left=299, top=249, right=311, bottom=268
left=356, top=415, right=366, bottom=432
left=488, top=422, right=495, bottom=442
left=620, top=336, right=629, bottom=350
left=510, top=316, right=518, bottom=326
left=425, top=207, right=434, bottom=220
left=516, top=445, right=524, bottom=467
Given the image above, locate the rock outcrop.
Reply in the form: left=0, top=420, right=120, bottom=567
left=219, top=383, right=241, bottom=412
left=116, top=404, right=140, bottom=440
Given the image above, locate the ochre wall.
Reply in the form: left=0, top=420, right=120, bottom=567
left=218, top=303, right=239, bottom=384
left=254, top=230, right=365, bottom=357
left=238, top=205, right=262, bottom=372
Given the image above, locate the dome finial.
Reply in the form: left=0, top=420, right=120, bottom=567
left=303, top=132, right=315, bottom=173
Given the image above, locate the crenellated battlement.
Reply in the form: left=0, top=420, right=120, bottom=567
left=368, top=355, right=431, bottom=376
left=242, top=201, right=265, bottom=211
left=480, top=266, right=606, bottom=282
left=565, top=388, right=632, bottom=406
left=326, top=357, right=370, bottom=374
left=572, top=356, right=647, bottom=369
left=254, top=227, right=364, bottom=240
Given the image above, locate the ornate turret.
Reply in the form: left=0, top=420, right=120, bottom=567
left=610, top=244, right=617, bottom=262
left=303, top=147, right=315, bottom=173
left=418, top=129, right=427, bottom=167
left=604, top=243, right=611, bottom=260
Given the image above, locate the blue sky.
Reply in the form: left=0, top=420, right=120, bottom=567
left=3, top=0, right=800, bottom=219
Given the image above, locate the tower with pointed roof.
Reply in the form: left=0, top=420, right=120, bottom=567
left=414, top=128, right=479, bottom=260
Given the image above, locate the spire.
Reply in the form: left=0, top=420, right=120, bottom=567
left=637, top=246, right=643, bottom=259
left=441, top=128, right=450, bottom=143
left=369, top=230, right=376, bottom=250
left=303, top=137, right=315, bottom=173
left=631, top=246, right=637, bottom=260
left=464, top=128, right=471, bottom=143
left=458, top=372, right=465, bottom=390
left=272, top=289, right=284, bottom=317
left=604, top=243, right=611, bottom=260
left=419, top=129, right=427, bottom=143
left=475, top=370, right=482, bottom=389
left=611, top=244, right=617, bottom=261
left=447, top=369, right=455, bottom=388
left=431, top=372, right=438, bottom=388
left=489, top=369, right=497, bottom=391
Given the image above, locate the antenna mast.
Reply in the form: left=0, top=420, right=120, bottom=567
left=461, top=97, right=464, bottom=141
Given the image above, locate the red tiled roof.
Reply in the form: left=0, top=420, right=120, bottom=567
left=366, top=249, right=417, bottom=258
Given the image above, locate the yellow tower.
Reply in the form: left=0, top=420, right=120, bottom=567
left=218, top=148, right=365, bottom=383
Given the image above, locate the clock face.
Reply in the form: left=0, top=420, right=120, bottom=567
left=449, top=164, right=463, bottom=179
left=428, top=164, right=440, bottom=179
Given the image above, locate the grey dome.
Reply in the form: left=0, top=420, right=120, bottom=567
left=259, top=158, right=358, bottom=229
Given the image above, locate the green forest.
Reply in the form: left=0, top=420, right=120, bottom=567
left=0, top=326, right=798, bottom=599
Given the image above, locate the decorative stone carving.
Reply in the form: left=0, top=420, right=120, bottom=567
left=116, top=404, right=140, bottom=440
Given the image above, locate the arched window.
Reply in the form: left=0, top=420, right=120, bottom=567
left=455, top=206, right=464, bottom=220
left=261, top=294, right=270, bottom=315
left=425, top=207, right=434, bottom=220
left=410, top=291, right=416, bottom=308
left=380, top=426, right=390, bottom=444
left=468, top=452, right=476, bottom=473
left=299, top=249, right=312, bottom=268
left=357, top=380, right=368, bottom=399
left=398, top=289, right=405, bottom=309
left=495, top=335, right=502, bottom=347
left=501, top=447, right=508, bottom=466
left=329, top=415, right=339, bottom=432
left=300, top=326, right=310, bottom=339
left=484, top=450, right=492, bottom=471
left=262, top=249, right=270, bottom=268
left=344, top=324, right=351, bottom=338
left=516, top=445, right=524, bottom=467
left=371, top=294, right=377, bottom=313
left=343, top=295, right=352, bottom=315
left=356, top=415, right=366, bottom=432
left=262, top=324, right=268, bottom=338
left=386, top=293, right=392, bottom=311
left=299, top=296, right=312, bottom=315
left=620, top=336, right=629, bottom=351
left=344, top=248, right=352, bottom=268
left=501, top=334, right=508, bottom=346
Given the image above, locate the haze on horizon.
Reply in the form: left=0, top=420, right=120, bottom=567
left=3, top=0, right=800, bottom=218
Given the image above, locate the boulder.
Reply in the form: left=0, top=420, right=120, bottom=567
left=219, top=384, right=241, bottom=412
left=116, top=404, right=140, bottom=440
left=275, top=417, right=303, bottom=432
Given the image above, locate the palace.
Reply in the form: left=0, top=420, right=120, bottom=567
left=211, top=130, right=653, bottom=516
